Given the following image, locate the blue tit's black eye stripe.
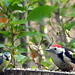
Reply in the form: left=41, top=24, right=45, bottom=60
left=4, top=54, right=7, bottom=58
left=4, top=54, right=9, bottom=61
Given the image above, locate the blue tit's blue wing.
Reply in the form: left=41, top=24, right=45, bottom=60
left=0, top=58, right=3, bottom=65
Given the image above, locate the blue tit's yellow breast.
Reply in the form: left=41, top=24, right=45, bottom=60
left=2, top=59, right=10, bottom=66
left=0, top=59, right=10, bottom=72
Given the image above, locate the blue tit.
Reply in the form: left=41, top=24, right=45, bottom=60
left=0, top=52, right=11, bottom=72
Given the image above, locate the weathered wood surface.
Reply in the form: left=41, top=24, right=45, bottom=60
left=0, top=68, right=75, bottom=75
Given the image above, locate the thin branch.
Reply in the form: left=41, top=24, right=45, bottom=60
left=11, top=26, right=16, bottom=68
left=55, top=5, right=68, bottom=45
left=65, top=17, right=74, bottom=24
left=62, top=0, right=70, bottom=8
left=49, top=18, right=57, bottom=32
left=68, top=36, right=75, bottom=39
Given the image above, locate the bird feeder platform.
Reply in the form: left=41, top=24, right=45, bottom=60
left=1, top=68, right=75, bottom=75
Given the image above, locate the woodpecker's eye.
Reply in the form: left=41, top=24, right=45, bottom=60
left=54, top=48, right=57, bottom=50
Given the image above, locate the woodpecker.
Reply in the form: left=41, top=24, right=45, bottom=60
left=46, top=44, right=75, bottom=71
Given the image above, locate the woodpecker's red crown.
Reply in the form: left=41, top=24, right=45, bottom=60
left=51, top=44, right=62, bottom=48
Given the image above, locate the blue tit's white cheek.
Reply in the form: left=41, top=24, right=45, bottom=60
left=3, top=55, right=6, bottom=59
left=9, top=56, right=11, bottom=60
left=7, top=55, right=11, bottom=61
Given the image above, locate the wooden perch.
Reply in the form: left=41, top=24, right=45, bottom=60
left=1, top=68, right=75, bottom=75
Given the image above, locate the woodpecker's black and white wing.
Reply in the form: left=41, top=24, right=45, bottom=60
left=63, top=47, right=75, bottom=64
left=62, top=47, right=74, bottom=53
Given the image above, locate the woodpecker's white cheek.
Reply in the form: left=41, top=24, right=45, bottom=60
left=55, top=48, right=65, bottom=54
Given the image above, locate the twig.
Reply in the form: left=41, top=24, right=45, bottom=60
left=65, top=17, right=74, bottom=24
left=63, top=0, right=70, bottom=8
left=68, top=36, right=75, bottom=39
left=11, top=26, right=16, bottom=68
left=55, top=6, right=68, bottom=45
left=47, top=43, right=52, bottom=49
left=50, top=18, right=57, bottom=32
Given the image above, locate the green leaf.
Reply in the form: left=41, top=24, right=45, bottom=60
left=61, top=0, right=67, bottom=3
left=27, top=5, right=55, bottom=21
left=4, top=43, right=12, bottom=46
left=7, top=0, right=25, bottom=5
left=0, top=31, right=9, bottom=34
left=31, top=0, right=39, bottom=3
left=0, top=15, right=5, bottom=18
left=13, top=25, right=32, bottom=30
left=72, top=53, right=75, bottom=58
left=64, top=22, right=75, bottom=30
left=0, top=43, right=6, bottom=48
left=15, top=54, right=28, bottom=64
left=18, top=47, right=27, bottom=53
left=32, top=66, right=36, bottom=69
left=10, top=20, right=27, bottom=24
left=61, top=7, right=67, bottom=16
left=17, top=30, right=46, bottom=38
left=67, top=13, right=75, bottom=17
left=0, top=23, right=5, bottom=29
left=8, top=3, right=25, bottom=11
left=48, top=58, right=53, bottom=63
left=7, top=0, right=14, bottom=3
left=69, top=39, right=75, bottom=47
left=41, top=60, right=51, bottom=67
left=8, top=64, right=13, bottom=68
left=51, top=0, right=58, bottom=2
left=4, top=0, right=10, bottom=7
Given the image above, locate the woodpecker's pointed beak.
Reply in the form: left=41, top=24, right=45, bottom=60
left=45, top=49, right=50, bottom=51
left=46, top=49, right=56, bottom=54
